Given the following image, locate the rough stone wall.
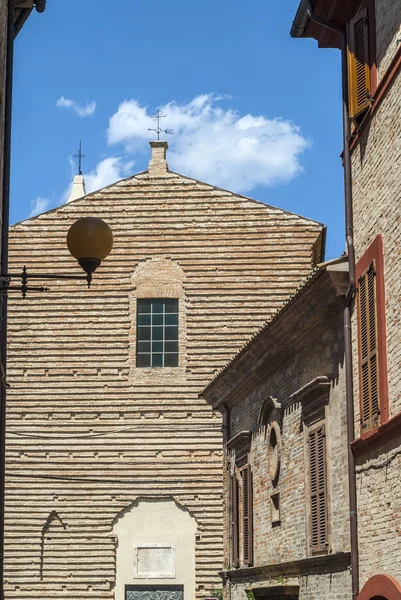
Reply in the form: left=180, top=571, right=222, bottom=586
left=225, top=302, right=350, bottom=599
left=351, top=0, right=401, bottom=589
left=5, top=167, right=322, bottom=599
left=375, top=0, right=401, bottom=78
left=355, top=439, right=401, bottom=587
left=351, top=71, right=401, bottom=421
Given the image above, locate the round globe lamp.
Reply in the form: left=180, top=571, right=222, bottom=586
left=67, top=217, right=113, bottom=278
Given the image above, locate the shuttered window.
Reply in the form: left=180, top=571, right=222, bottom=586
left=358, top=261, right=380, bottom=430
left=229, top=472, right=239, bottom=567
left=347, top=8, right=371, bottom=119
left=356, top=236, right=388, bottom=434
left=242, top=465, right=253, bottom=566
left=309, top=425, right=328, bottom=553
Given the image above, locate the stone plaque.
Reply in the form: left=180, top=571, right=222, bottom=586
left=135, top=545, right=175, bottom=578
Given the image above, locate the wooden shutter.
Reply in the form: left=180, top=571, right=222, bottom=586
left=229, top=472, right=239, bottom=567
left=347, top=8, right=371, bottom=119
left=242, top=465, right=253, bottom=566
left=358, top=261, right=380, bottom=430
left=309, top=425, right=328, bottom=553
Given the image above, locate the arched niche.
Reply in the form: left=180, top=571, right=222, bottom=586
left=358, top=574, right=401, bottom=600
left=258, top=396, right=283, bottom=429
left=258, top=396, right=283, bottom=490
left=113, top=498, right=198, bottom=600
left=40, top=511, right=67, bottom=580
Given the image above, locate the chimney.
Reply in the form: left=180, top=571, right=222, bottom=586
left=66, top=174, right=86, bottom=203
left=148, top=141, right=168, bottom=177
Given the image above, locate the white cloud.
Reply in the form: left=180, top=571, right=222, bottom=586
left=84, top=157, right=135, bottom=194
left=29, top=196, right=51, bottom=217
left=106, top=94, right=310, bottom=193
left=56, top=96, right=96, bottom=117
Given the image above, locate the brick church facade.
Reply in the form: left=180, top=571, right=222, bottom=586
left=4, top=142, right=323, bottom=600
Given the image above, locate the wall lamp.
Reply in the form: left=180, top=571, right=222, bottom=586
left=0, top=216, right=113, bottom=298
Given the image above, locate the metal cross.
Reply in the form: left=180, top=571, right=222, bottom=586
left=148, top=110, right=174, bottom=140
left=74, top=139, right=85, bottom=175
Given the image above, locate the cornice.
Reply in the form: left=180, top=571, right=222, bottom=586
left=221, top=551, right=351, bottom=582
left=227, top=431, right=252, bottom=452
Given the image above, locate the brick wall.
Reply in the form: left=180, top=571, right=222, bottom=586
left=204, top=268, right=351, bottom=600
left=375, top=0, right=401, bottom=78
left=5, top=162, right=322, bottom=599
left=228, top=313, right=349, bottom=565
left=351, top=0, right=401, bottom=589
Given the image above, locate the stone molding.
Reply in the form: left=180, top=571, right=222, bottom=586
left=221, top=551, right=351, bottom=581
left=290, top=376, right=331, bottom=426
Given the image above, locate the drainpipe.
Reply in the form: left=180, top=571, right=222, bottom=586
left=305, top=3, right=359, bottom=599
left=13, top=8, right=31, bottom=37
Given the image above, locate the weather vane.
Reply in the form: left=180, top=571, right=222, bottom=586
left=74, top=139, right=85, bottom=175
left=148, top=110, right=174, bottom=140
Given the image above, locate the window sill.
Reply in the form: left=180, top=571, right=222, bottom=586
left=352, top=411, right=401, bottom=453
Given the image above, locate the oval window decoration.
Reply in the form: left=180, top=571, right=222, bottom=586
left=268, top=422, right=281, bottom=485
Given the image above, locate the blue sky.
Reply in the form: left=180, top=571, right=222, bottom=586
left=11, top=0, right=345, bottom=259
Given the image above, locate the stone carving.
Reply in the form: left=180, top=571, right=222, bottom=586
left=127, top=590, right=183, bottom=600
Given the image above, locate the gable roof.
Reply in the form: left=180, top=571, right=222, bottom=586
left=9, top=165, right=325, bottom=381
left=12, top=167, right=324, bottom=230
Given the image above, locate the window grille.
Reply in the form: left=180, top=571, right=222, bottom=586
left=136, top=299, right=179, bottom=368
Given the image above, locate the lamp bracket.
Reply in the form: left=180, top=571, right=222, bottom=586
left=0, top=266, right=92, bottom=298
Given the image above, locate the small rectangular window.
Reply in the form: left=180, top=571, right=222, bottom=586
left=136, top=299, right=179, bottom=368
left=271, top=492, right=280, bottom=527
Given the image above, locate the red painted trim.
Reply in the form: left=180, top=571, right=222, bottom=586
left=352, top=410, right=401, bottom=453
left=350, top=45, right=401, bottom=153
left=358, top=574, right=401, bottom=600
left=355, top=235, right=389, bottom=430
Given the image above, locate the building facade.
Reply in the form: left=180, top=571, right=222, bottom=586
left=5, top=142, right=324, bottom=600
left=0, top=3, right=45, bottom=596
left=291, top=1, right=401, bottom=598
left=202, top=259, right=351, bottom=600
